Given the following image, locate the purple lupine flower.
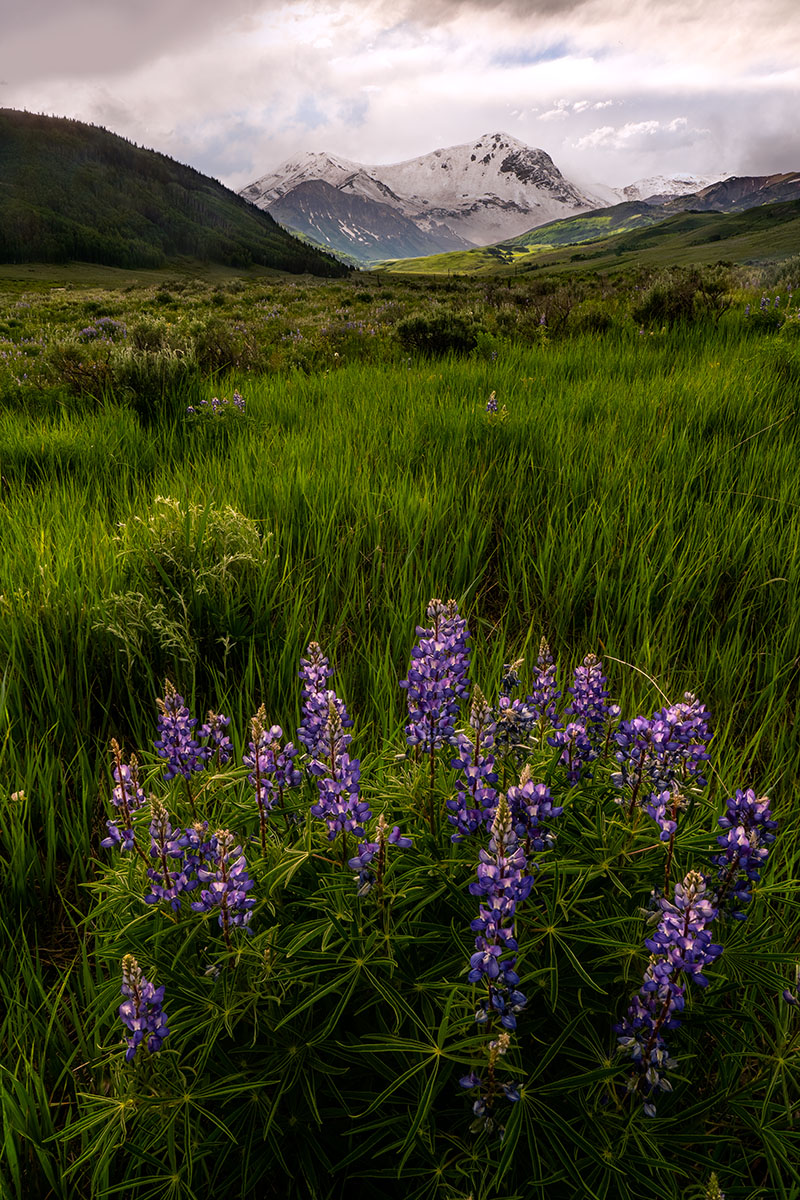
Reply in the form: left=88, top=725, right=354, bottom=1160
left=613, top=693, right=711, bottom=813
left=617, top=870, right=721, bottom=1113
left=348, top=812, right=412, bottom=894
left=644, top=870, right=721, bottom=988
left=506, top=766, right=563, bottom=848
left=297, top=642, right=352, bottom=767
left=744, top=304, right=751, bottom=317
left=310, top=751, right=371, bottom=844
left=713, top=789, right=776, bottom=919
left=468, top=795, right=532, bottom=1031
left=526, top=637, right=561, bottom=732
left=191, top=829, right=256, bottom=948
left=499, top=659, right=524, bottom=697
left=448, top=686, right=500, bottom=841
left=493, top=657, right=541, bottom=761
left=566, top=652, right=619, bottom=747
left=144, top=796, right=197, bottom=911
left=232, top=390, right=246, bottom=411
left=486, top=391, right=498, bottom=413
left=401, top=598, right=471, bottom=753
left=119, top=955, right=169, bottom=1063
left=154, top=680, right=209, bottom=783
left=644, top=788, right=690, bottom=894
left=101, top=739, right=147, bottom=853
left=201, top=710, right=232, bottom=766
left=548, top=721, right=595, bottom=783
left=244, top=706, right=302, bottom=849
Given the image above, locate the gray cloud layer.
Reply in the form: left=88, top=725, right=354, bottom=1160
left=2, top=0, right=799, bottom=191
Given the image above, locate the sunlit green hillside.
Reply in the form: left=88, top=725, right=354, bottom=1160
left=382, top=197, right=800, bottom=275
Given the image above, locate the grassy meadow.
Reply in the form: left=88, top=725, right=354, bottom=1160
left=1, top=261, right=800, bottom=1199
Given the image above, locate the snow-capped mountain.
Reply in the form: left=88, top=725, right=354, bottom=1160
left=241, top=132, right=605, bottom=261
left=614, top=173, right=730, bottom=204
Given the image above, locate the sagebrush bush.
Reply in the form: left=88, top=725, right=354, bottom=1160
left=397, top=311, right=483, bottom=356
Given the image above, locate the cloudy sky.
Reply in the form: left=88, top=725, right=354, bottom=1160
left=2, top=0, right=799, bottom=192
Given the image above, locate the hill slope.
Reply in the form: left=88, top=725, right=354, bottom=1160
left=0, top=109, right=346, bottom=276
left=382, top=196, right=800, bottom=275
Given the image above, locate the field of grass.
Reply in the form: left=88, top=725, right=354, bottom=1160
left=1, top=266, right=800, bottom=1198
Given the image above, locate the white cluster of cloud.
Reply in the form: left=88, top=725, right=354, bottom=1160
left=2, top=0, right=799, bottom=190
left=539, top=98, right=614, bottom=121
left=572, top=116, right=709, bottom=152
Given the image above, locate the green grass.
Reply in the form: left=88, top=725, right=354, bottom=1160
left=1, top=270, right=800, bottom=1197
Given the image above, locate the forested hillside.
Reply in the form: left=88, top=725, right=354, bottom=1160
left=0, top=110, right=347, bottom=276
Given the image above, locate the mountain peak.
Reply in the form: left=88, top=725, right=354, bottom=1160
left=241, top=132, right=602, bottom=260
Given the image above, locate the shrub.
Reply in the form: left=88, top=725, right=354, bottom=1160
left=396, top=311, right=483, bottom=356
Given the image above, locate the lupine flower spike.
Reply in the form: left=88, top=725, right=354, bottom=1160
left=101, top=739, right=148, bottom=862
left=401, top=598, right=471, bottom=831
left=144, top=796, right=196, bottom=910
left=155, top=680, right=208, bottom=814
left=616, top=870, right=721, bottom=1114
left=191, top=829, right=255, bottom=951
left=448, top=685, right=499, bottom=842
left=119, top=955, right=169, bottom=1063
left=713, top=790, right=776, bottom=919
left=468, top=794, right=532, bottom=1031
left=244, top=706, right=302, bottom=848
left=704, top=1173, right=726, bottom=1200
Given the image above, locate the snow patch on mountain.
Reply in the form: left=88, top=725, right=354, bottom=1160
left=615, top=173, right=731, bottom=204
